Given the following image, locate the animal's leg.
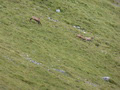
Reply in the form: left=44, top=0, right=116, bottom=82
left=38, top=21, right=42, bottom=25
left=30, top=18, right=32, bottom=21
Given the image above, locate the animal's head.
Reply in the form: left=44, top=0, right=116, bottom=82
left=91, top=37, right=94, bottom=39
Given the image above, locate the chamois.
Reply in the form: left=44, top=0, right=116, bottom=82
left=77, top=34, right=94, bottom=41
left=30, top=16, right=41, bottom=24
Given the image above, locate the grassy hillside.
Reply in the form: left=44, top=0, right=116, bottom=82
left=0, top=0, right=120, bottom=90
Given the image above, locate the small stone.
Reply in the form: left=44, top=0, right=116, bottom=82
left=102, top=77, right=110, bottom=81
left=48, top=17, right=58, bottom=22
left=48, top=17, right=51, bottom=19
left=76, top=26, right=80, bottom=29
left=56, top=9, right=61, bottom=13
left=73, top=26, right=81, bottom=29
left=73, top=26, right=76, bottom=28
left=54, top=69, right=65, bottom=74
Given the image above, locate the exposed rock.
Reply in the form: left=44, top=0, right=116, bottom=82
left=54, top=68, right=66, bottom=74
left=85, top=81, right=98, bottom=87
left=73, top=25, right=86, bottom=33
left=20, top=54, right=42, bottom=65
left=48, top=17, right=58, bottom=22
left=56, top=9, right=61, bottom=13
left=102, top=77, right=110, bottom=81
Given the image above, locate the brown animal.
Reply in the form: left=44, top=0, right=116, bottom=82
left=77, top=34, right=94, bottom=41
left=30, top=16, right=41, bottom=24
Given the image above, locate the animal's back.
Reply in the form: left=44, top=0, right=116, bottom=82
left=32, top=16, right=40, bottom=21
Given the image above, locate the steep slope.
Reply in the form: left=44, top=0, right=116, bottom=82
left=0, top=0, right=120, bottom=90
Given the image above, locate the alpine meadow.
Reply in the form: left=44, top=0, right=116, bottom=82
left=0, top=0, right=120, bottom=90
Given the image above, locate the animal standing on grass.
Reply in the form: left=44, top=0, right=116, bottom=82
left=77, top=34, right=94, bottom=41
left=30, top=16, right=42, bottom=25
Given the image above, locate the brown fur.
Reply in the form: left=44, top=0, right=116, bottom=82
left=30, top=16, right=41, bottom=24
left=77, top=34, right=94, bottom=41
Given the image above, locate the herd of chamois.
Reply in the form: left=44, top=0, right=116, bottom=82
left=30, top=16, right=93, bottom=41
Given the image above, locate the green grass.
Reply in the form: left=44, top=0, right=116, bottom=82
left=0, top=0, right=120, bottom=90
